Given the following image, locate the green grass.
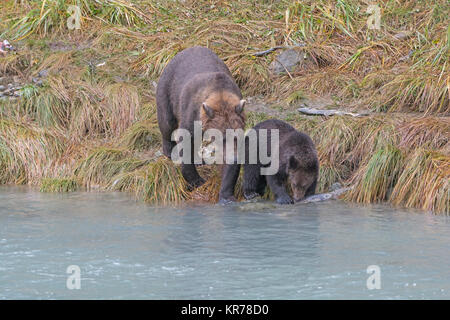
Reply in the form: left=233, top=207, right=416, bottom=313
left=40, top=177, right=79, bottom=192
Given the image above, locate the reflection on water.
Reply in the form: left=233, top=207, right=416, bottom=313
left=0, top=186, right=449, bottom=299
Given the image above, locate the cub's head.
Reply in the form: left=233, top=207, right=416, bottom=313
left=287, top=153, right=319, bottom=202
left=200, top=91, right=245, bottom=164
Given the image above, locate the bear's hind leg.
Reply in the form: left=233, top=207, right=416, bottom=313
left=156, top=90, right=178, bottom=159
left=181, top=163, right=205, bottom=190
left=162, top=139, right=176, bottom=159
left=219, top=164, right=240, bottom=204
left=243, top=164, right=265, bottom=200
left=255, top=176, right=267, bottom=197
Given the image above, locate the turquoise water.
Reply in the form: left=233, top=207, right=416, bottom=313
left=0, top=186, right=449, bottom=299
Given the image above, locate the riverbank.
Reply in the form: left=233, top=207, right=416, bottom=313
left=0, top=0, right=448, bottom=213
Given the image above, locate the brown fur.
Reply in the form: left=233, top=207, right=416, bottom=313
left=201, top=90, right=245, bottom=132
left=156, top=46, right=245, bottom=203
left=244, top=119, right=319, bottom=204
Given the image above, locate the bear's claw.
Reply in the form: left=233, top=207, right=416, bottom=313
left=276, top=195, right=294, bottom=205
left=218, top=196, right=237, bottom=205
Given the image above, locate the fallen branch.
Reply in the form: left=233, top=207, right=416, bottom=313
left=252, top=43, right=306, bottom=57
left=298, top=187, right=351, bottom=204
left=297, top=107, right=369, bottom=117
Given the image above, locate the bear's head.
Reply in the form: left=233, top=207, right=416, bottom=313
left=200, top=91, right=245, bottom=164
left=288, top=153, right=319, bottom=202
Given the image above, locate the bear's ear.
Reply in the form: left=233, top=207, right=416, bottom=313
left=235, top=99, right=245, bottom=114
left=289, top=156, right=299, bottom=170
left=202, top=103, right=215, bottom=119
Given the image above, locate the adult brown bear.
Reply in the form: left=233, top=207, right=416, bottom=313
left=156, top=46, right=245, bottom=204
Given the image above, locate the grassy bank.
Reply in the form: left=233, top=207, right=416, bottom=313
left=0, top=0, right=448, bottom=213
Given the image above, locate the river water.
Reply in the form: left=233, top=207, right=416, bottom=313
left=0, top=186, right=449, bottom=299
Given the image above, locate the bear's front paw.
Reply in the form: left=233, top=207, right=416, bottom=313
left=276, top=195, right=294, bottom=205
left=244, top=192, right=261, bottom=201
left=218, top=196, right=237, bottom=205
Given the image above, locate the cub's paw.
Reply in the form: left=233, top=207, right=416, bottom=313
left=276, top=195, right=294, bottom=205
left=218, top=196, right=237, bottom=205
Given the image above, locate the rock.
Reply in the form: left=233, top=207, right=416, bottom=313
left=329, top=182, right=342, bottom=192
left=154, top=150, right=163, bottom=158
left=32, top=77, right=43, bottom=86
left=399, top=50, right=414, bottom=62
left=0, top=85, right=5, bottom=91
left=394, top=31, right=412, bottom=40
left=270, top=49, right=304, bottom=74
left=38, top=69, right=49, bottom=78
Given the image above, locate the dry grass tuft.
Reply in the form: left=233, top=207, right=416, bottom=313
left=390, top=150, right=449, bottom=214
left=0, top=119, right=65, bottom=184
left=74, top=147, right=147, bottom=189
left=111, top=157, right=189, bottom=205
left=345, top=145, right=404, bottom=203
left=104, top=82, right=140, bottom=136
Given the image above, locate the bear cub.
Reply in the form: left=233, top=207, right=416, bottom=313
left=244, top=119, right=319, bottom=204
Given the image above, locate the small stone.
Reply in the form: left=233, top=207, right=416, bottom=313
left=394, top=31, right=412, bottom=40
left=38, top=69, right=49, bottom=78
left=329, top=182, right=342, bottom=192
left=32, top=78, right=43, bottom=86
left=0, top=85, right=5, bottom=91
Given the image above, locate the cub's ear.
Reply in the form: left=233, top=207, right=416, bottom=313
left=202, top=103, right=215, bottom=119
left=289, top=156, right=299, bottom=170
left=235, top=99, right=246, bottom=114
